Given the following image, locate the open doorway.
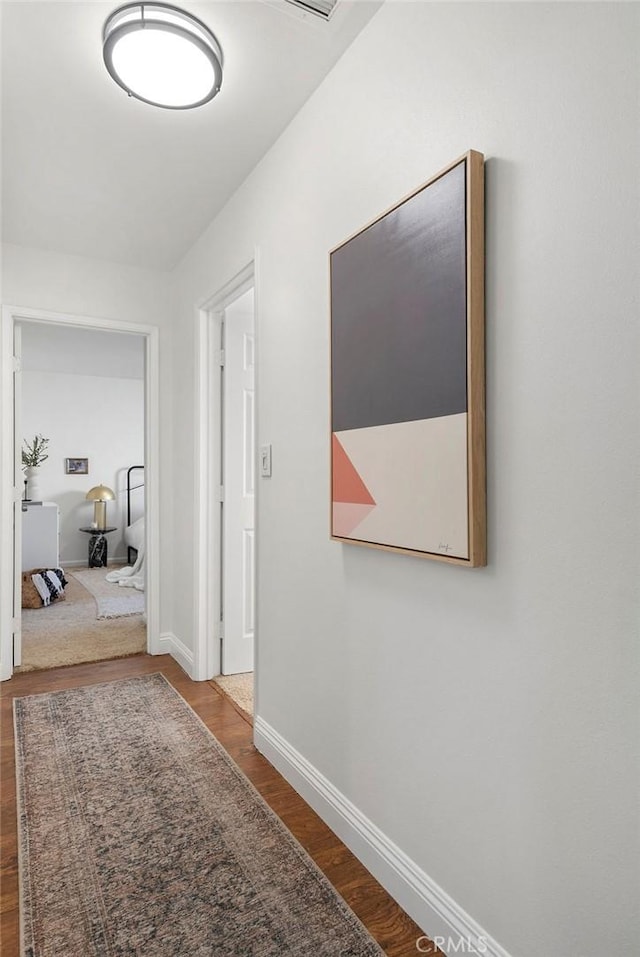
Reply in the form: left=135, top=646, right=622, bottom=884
left=1, top=304, right=161, bottom=683
left=15, top=321, right=147, bottom=672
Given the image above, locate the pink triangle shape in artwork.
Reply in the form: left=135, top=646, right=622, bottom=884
left=332, top=502, right=375, bottom=538
left=332, top=434, right=376, bottom=505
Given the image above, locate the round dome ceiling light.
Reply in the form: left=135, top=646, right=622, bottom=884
left=103, top=3, right=223, bottom=110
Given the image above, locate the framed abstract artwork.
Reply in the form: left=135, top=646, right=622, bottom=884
left=330, top=150, right=486, bottom=566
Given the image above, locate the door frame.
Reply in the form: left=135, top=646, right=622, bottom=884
left=193, top=260, right=258, bottom=684
left=0, top=305, right=161, bottom=681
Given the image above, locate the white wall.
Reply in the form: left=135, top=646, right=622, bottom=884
left=21, top=370, right=143, bottom=564
left=19, top=321, right=145, bottom=379
left=2, top=244, right=174, bottom=627
left=172, top=4, right=640, bottom=957
left=2, top=243, right=171, bottom=327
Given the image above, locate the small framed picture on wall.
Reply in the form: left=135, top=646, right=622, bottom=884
left=65, top=457, right=89, bottom=475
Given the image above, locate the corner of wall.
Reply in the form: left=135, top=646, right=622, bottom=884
left=158, top=631, right=194, bottom=679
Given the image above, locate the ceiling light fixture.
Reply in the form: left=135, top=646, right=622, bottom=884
left=103, top=3, right=223, bottom=110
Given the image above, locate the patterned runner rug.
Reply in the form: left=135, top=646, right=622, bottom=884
left=14, top=674, right=383, bottom=957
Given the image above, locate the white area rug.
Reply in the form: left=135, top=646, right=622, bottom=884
left=69, top=567, right=146, bottom=620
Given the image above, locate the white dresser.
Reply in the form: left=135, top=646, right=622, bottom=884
left=22, top=502, right=60, bottom=571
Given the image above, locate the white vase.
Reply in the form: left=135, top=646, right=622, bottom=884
left=25, top=466, right=42, bottom=501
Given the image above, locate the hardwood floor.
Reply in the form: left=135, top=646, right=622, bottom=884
left=0, top=654, right=436, bottom=956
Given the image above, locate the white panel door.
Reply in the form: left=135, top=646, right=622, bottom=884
left=222, top=299, right=255, bottom=675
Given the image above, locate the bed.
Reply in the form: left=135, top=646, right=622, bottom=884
left=125, top=465, right=145, bottom=565
left=107, top=465, right=145, bottom=592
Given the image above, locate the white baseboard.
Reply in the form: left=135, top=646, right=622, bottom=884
left=158, top=631, right=194, bottom=679
left=254, top=717, right=512, bottom=957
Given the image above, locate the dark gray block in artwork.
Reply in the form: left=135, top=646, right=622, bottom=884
left=331, top=160, right=467, bottom=433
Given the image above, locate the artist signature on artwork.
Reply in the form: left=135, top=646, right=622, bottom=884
left=438, top=543, right=454, bottom=553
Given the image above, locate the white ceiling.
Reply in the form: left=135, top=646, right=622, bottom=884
left=1, top=0, right=380, bottom=270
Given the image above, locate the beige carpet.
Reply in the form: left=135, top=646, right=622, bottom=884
left=14, top=675, right=383, bottom=957
left=16, top=570, right=146, bottom=673
left=212, top=672, right=254, bottom=720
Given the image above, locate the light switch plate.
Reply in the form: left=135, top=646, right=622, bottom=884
left=260, top=444, right=272, bottom=477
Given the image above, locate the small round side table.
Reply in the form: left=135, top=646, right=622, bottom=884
left=79, top=527, right=117, bottom=568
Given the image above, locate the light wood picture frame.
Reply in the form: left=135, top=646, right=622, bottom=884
left=65, top=457, right=89, bottom=475
left=330, top=150, right=486, bottom=566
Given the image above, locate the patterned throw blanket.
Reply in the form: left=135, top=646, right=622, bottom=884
left=30, top=567, right=68, bottom=606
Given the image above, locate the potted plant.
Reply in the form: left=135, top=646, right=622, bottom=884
left=22, top=434, right=49, bottom=501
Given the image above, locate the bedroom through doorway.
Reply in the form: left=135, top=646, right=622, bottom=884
left=15, top=320, right=147, bottom=673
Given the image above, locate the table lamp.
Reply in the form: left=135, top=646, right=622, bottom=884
left=86, top=484, right=115, bottom=528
